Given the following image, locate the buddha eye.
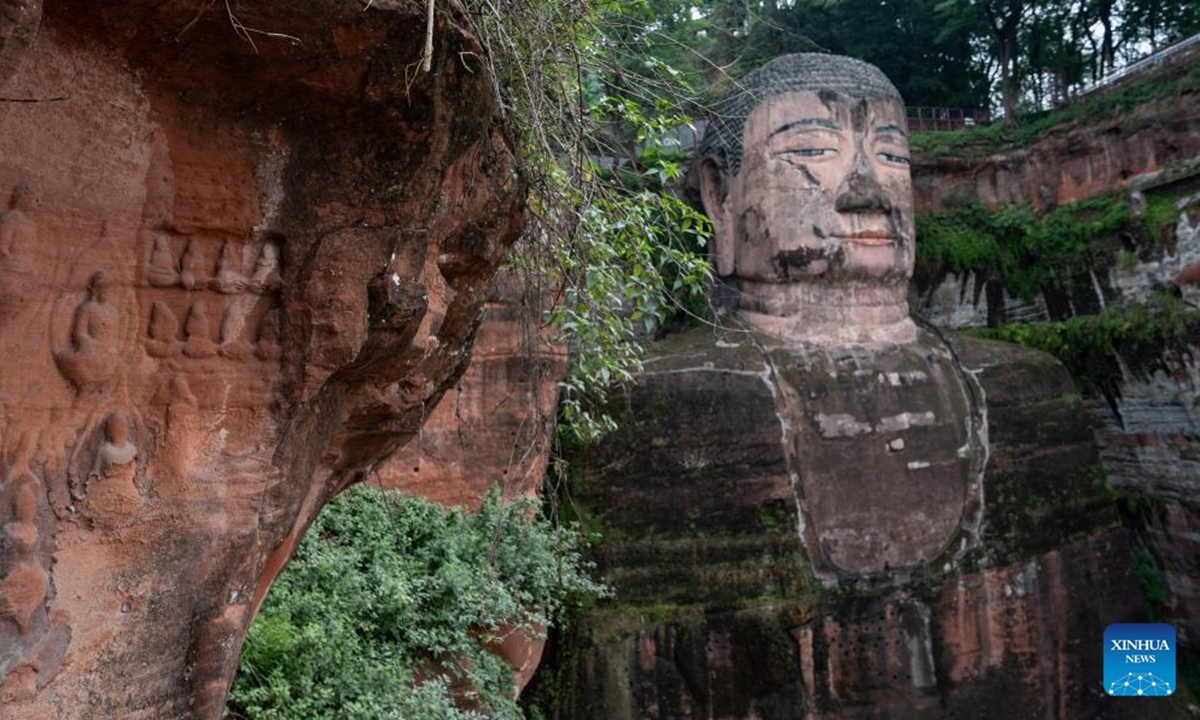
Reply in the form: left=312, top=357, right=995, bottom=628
left=878, top=152, right=910, bottom=165
left=787, top=148, right=836, bottom=158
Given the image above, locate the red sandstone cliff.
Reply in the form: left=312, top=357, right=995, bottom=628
left=0, top=1, right=534, bottom=716
left=378, top=265, right=566, bottom=510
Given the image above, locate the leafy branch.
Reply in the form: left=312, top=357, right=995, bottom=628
left=461, top=0, right=714, bottom=443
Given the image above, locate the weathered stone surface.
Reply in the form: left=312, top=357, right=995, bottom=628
left=1132, top=501, right=1200, bottom=649
left=0, top=0, right=40, bottom=83
left=378, top=266, right=566, bottom=509
left=553, top=324, right=1175, bottom=718
left=697, top=55, right=917, bottom=348
left=912, top=271, right=1054, bottom=329
left=0, top=1, right=527, bottom=716
left=914, top=110, right=1200, bottom=212
left=1087, top=345, right=1200, bottom=654
left=1087, top=343, right=1200, bottom=502
left=1116, top=200, right=1200, bottom=305
left=762, top=332, right=981, bottom=577
left=564, top=533, right=1146, bottom=720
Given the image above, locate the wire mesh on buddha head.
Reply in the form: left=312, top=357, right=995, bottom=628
left=700, top=54, right=903, bottom=176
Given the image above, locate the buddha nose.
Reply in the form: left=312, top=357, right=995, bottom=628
left=835, top=171, right=892, bottom=213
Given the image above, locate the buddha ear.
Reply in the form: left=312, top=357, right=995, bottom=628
left=699, top=158, right=735, bottom=277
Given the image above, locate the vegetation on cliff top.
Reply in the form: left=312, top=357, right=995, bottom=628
left=910, top=59, right=1200, bottom=159
left=465, top=0, right=714, bottom=444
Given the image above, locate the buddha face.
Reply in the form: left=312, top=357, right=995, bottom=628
left=703, top=90, right=914, bottom=286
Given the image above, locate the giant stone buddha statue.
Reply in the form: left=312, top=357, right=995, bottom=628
left=697, top=55, right=982, bottom=577
left=554, top=55, right=1172, bottom=719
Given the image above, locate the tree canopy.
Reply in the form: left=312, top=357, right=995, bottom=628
left=596, top=0, right=1200, bottom=118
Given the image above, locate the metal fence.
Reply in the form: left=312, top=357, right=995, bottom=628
left=906, top=106, right=992, bottom=132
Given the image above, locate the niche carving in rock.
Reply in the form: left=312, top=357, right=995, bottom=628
left=53, top=269, right=121, bottom=392
left=3, top=480, right=38, bottom=550
left=86, top=412, right=142, bottom=522
left=145, top=300, right=181, bottom=358
left=183, top=302, right=217, bottom=358
left=0, top=180, right=38, bottom=318
left=97, top=412, right=137, bottom=476
left=0, top=476, right=48, bottom=632
left=218, top=301, right=253, bottom=359
left=179, top=239, right=210, bottom=291
left=146, top=235, right=179, bottom=288
left=213, top=241, right=245, bottom=294
left=255, top=308, right=282, bottom=361
left=0, top=180, right=37, bottom=261
left=248, top=243, right=281, bottom=294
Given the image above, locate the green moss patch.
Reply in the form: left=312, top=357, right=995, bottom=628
left=981, top=458, right=1120, bottom=566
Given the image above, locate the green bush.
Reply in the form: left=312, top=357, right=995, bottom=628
left=966, top=293, right=1200, bottom=407
left=915, top=197, right=1129, bottom=299
left=226, top=486, right=606, bottom=720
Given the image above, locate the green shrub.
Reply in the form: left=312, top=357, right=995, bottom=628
left=915, top=197, right=1129, bottom=299
left=226, top=485, right=606, bottom=720
left=966, top=293, right=1200, bottom=407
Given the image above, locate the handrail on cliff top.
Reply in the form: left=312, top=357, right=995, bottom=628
left=1078, top=31, right=1200, bottom=99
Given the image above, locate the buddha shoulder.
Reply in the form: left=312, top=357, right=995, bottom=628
left=943, top=331, right=1081, bottom=405
left=943, top=331, right=1094, bottom=452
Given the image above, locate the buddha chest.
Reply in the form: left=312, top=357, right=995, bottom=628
left=760, top=330, right=984, bottom=577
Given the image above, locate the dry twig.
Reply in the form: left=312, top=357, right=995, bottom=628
left=421, top=0, right=435, bottom=72
left=223, top=0, right=301, bottom=53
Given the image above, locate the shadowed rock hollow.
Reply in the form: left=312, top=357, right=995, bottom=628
left=0, top=0, right=532, bottom=716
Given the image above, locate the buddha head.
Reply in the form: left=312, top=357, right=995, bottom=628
left=699, top=54, right=916, bottom=342
left=104, top=412, right=130, bottom=447
left=87, top=269, right=110, bottom=304
left=8, top=180, right=36, bottom=212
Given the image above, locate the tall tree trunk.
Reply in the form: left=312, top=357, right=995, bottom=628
left=988, top=0, right=1025, bottom=119
left=1101, top=12, right=1115, bottom=73
left=999, top=20, right=1021, bottom=118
